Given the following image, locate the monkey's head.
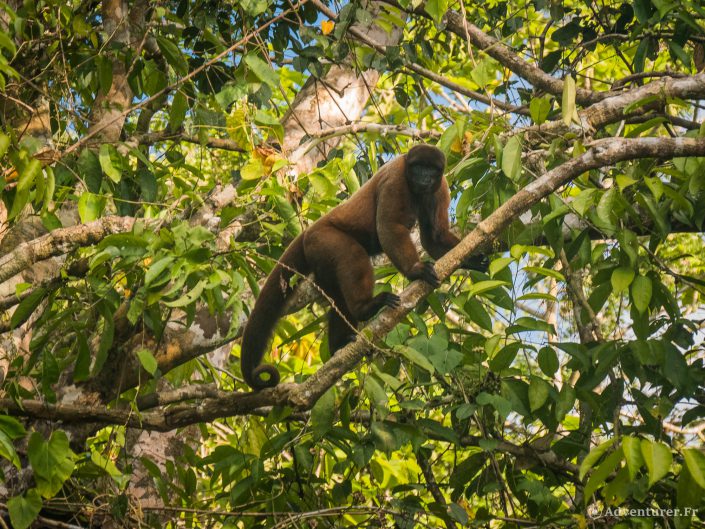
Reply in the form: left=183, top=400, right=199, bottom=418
left=405, top=144, right=446, bottom=195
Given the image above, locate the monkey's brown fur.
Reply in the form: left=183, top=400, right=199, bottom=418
left=241, top=144, right=485, bottom=390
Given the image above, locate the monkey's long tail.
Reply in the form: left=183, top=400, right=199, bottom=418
left=241, top=234, right=310, bottom=390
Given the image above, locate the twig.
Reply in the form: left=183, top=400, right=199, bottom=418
left=416, top=449, right=458, bottom=529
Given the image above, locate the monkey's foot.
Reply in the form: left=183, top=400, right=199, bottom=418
left=377, top=292, right=401, bottom=309
left=463, top=254, right=490, bottom=272
left=408, top=261, right=440, bottom=287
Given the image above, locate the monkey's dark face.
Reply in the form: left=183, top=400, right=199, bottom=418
left=405, top=145, right=446, bottom=195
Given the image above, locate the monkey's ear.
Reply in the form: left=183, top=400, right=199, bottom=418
left=462, top=254, right=489, bottom=272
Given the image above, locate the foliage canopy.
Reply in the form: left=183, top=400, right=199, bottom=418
left=0, top=0, right=705, bottom=527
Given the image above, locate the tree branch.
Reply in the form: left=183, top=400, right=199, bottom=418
left=385, top=1, right=606, bottom=105
left=517, top=72, right=705, bottom=143
left=310, top=0, right=527, bottom=114
left=305, top=122, right=440, bottom=142
left=416, top=449, right=458, bottom=529
left=136, top=130, right=246, bottom=152
left=0, top=138, right=705, bottom=430
left=0, top=217, right=136, bottom=285
left=5, top=137, right=703, bottom=428
left=457, top=435, right=579, bottom=476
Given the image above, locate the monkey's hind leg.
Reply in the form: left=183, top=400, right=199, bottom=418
left=305, top=226, right=399, bottom=354
left=327, top=307, right=358, bottom=353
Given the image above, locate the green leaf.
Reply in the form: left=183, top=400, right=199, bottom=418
left=611, top=267, right=635, bottom=293
left=645, top=175, right=664, bottom=200
left=622, top=436, right=644, bottom=480
left=464, top=297, right=492, bottom=331
left=562, top=74, right=576, bottom=126
left=311, top=387, right=336, bottom=438
left=501, top=136, right=522, bottom=180
left=244, top=54, right=279, bottom=88
left=371, top=422, right=400, bottom=453
left=669, top=41, right=693, bottom=67
left=683, top=449, right=705, bottom=489
left=27, top=431, right=76, bottom=498
left=163, top=279, right=207, bottom=307
left=677, top=465, right=704, bottom=513
left=42, top=166, right=55, bottom=211
left=470, top=59, right=493, bottom=88
left=17, top=159, right=41, bottom=193
left=554, top=384, right=576, bottom=422
left=394, top=344, right=434, bottom=373
left=489, top=342, right=521, bottom=371
left=523, top=266, right=565, bottom=281
left=240, top=0, right=270, bottom=16
left=616, top=173, right=639, bottom=189
left=144, top=256, right=174, bottom=286
left=584, top=449, right=623, bottom=502
left=96, top=55, right=113, bottom=95
left=241, top=157, right=264, bottom=180
left=0, top=31, right=16, bottom=55
left=423, top=0, right=449, bottom=23
left=624, top=94, right=661, bottom=115
left=93, top=306, right=115, bottom=375
left=571, top=188, right=597, bottom=215
left=0, top=132, right=10, bottom=158
left=641, top=439, right=672, bottom=487
left=170, top=90, right=188, bottom=132
left=528, top=377, right=550, bottom=412
left=90, top=450, right=128, bottom=487
left=99, top=144, right=121, bottom=183
left=73, top=334, right=91, bottom=382
left=0, top=430, right=20, bottom=468
left=579, top=438, right=616, bottom=481
left=489, top=256, right=514, bottom=277
left=364, top=376, right=388, bottom=410
left=8, top=489, right=42, bottom=529
left=508, top=316, right=556, bottom=335
left=156, top=36, right=188, bottom=75
left=135, top=349, right=158, bottom=376
left=596, top=187, right=617, bottom=228
left=77, top=192, right=105, bottom=223
left=427, top=346, right=463, bottom=375
left=631, top=274, right=652, bottom=313
left=633, top=0, right=652, bottom=23
left=476, top=391, right=512, bottom=418
left=0, top=415, right=26, bottom=439
left=10, top=287, right=47, bottom=329
left=77, top=148, right=102, bottom=192
left=530, top=95, right=552, bottom=125
left=467, top=280, right=509, bottom=298
left=537, top=346, right=559, bottom=376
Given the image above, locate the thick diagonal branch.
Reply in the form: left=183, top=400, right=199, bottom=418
left=5, top=137, right=705, bottom=428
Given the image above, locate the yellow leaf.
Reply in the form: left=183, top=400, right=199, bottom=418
left=562, top=75, right=577, bottom=126
left=263, top=154, right=279, bottom=174
left=573, top=514, right=588, bottom=529
left=321, top=20, right=334, bottom=35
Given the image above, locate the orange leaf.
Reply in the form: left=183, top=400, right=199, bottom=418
left=321, top=20, right=334, bottom=35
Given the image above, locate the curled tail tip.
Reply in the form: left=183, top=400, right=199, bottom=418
left=245, top=364, right=280, bottom=390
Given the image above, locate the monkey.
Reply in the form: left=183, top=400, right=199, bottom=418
left=240, top=144, right=487, bottom=390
